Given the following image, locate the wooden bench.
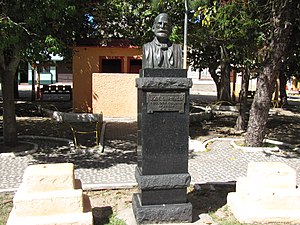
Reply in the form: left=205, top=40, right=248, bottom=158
left=40, top=85, right=72, bottom=100
left=42, top=109, right=106, bottom=152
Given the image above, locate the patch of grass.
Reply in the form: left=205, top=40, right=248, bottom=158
left=216, top=220, right=243, bottom=225
left=262, top=142, right=278, bottom=148
left=234, top=140, right=277, bottom=148
left=0, top=193, right=13, bottom=225
left=234, top=140, right=246, bottom=147
left=205, top=141, right=214, bottom=152
left=104, top=214, right=126, bottom=225
left=209, top=205, right=243, bottom=225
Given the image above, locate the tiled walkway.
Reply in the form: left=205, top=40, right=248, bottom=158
left=1, top=137, right=299, bottom=192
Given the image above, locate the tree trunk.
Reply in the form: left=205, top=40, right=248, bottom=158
left=245, top=66, right=276, bottom=146
left=209, top=64, right=221, bottom=99
left=219, top=45, right=231, bottom=102
left=279, top=72, right=288, bottom=106
left=245, top=0, right=293, bottom=147
left=0, top=45, right=21, bottom=148
left=2, top=71, right=18, bottom=147
left=14, top=68, right=20, bottom=99
left=235, top=66, right=250, bottom=131
left=31, top=64, right=36, bottom=101
left=273, top=77, right=279, bottom=106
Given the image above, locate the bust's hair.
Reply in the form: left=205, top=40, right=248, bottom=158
left=152, top=13, right=171, bottom=31
left=154, top=13, right=168, bottom=23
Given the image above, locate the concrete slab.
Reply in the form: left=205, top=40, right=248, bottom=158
left=13, top=189, right=83, bottom=216
left=228, top=162, right=300, bottom=224
left=228, top=192, right=300, bottom=224
left=23, top=163, right=75, bottom=192
left=7, top=210, right=93, bottom=225
left=7, top=163, right=93, bottom=225
left=246, top=161, right=297, bottom=189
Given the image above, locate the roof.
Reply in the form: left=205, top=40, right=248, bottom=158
left=75, top=39, right=140, bottom=48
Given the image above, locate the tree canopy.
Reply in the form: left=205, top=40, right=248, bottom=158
left=0, top=0, right=88, bottom=62
left=82, top=0, right=187, bottom=46
left=0, top=0, right=90, bottom=147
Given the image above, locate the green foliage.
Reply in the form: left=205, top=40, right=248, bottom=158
left=0, top=0, right=88, bottom=62
left=87, top=0, right=186, bottom=47
left=189, top=0, right=262, bottom=71
left=104, top=214, right=126, bottom=225
left=86, top=0, right=152, bottom=45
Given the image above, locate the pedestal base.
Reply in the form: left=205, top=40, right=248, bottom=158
left=132, top=194, right=192, bottom=224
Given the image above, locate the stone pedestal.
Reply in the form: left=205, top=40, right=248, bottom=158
left=133, top=69, right=193, bottom=224
left=7, top=163, right=93, bottom=225
left=227, top=162, right=300, bottom=224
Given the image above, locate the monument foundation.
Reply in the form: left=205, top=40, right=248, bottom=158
left=7, top=163, right=93, bottom=225
left=132, top=69, right=193, bottom=224
left=227, top=162, right=300, bottom=224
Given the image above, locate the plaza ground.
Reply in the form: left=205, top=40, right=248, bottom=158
left=1, top=83, right=300, bottom=224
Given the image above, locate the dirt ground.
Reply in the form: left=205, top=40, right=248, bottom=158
left=1, top=96, right=300, bottom=224
left=1, top=96, right=300, bottom=147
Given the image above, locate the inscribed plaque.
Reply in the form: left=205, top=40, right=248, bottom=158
left=146, top=92, right=185, bottom=113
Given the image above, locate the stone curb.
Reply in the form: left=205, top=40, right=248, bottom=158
left=197, top=137, right=298, bottom=153
left=196, top=137, right=240, bottom=152
left=230, top=139, right=279, bottom=153
left=230, top=138, right=299, bottom=153
left=0, top=135, right=74, bottom=157
left=0, top=140, right=38, bottom=157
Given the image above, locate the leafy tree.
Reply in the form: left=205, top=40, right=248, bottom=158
left=84, top=1, right=153, bottom=45
left=87, top=0, right=186, bottom=47
left=0, top=0, right=88, bottom=148
left=245, top=0, right=299, bottom=147
left=189, top=0, right=261, bottom=103
left=278, top=18, right=300, bottom=106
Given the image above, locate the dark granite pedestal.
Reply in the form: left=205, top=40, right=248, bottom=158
left=133, top=69, right=193, bottom=224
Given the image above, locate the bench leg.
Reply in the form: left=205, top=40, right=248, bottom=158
left=98, top=122, right=106, bottom=152
left=70, top=126, right=78, bottom=147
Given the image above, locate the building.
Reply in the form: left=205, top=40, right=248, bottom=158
left=19, top=54, right=72, bottom=85
left=72, top=39, right=142, bottom=119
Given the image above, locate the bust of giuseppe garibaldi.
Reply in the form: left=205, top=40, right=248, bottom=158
left=142, top=13, right=183, bottom=69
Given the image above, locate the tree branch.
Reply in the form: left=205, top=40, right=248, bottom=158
left=0, top=16, right=35, bottom=36
left=6, top=45, right=21, bottom=72
left=0, top=49, right=5, bottom=72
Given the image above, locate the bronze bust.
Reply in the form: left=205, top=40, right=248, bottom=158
left=142, top=13, right=183, bottom=69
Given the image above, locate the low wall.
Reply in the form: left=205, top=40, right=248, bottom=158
left=92, top=73, right=138, bottom=120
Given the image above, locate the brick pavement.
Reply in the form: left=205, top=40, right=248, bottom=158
left=1, top=137, right=299, bottom=192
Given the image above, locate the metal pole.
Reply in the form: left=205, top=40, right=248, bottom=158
left=183, top=0, right=188, bottom=69
left=31, top=64, right=35, bottom=101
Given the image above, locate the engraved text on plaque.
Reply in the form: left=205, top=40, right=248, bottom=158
left=147, top=92, right=185, bottom=113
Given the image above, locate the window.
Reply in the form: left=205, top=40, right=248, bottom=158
left=101, top=59, right=122, bottom=73
left=129, top=59, right=142, bottom=73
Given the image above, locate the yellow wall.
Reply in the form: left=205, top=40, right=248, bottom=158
left=292, top=77, right=300, bottom=90
left=72, top=46, right=141, bottom=112
left=92, top=73, right=138, bottom=120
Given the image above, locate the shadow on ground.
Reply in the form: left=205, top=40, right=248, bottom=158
left=1, top=97, right=300, bottom=167
left=87, top=183, right=236, bottom=224
left=188, top=182, right=236, bottom=222
left=26, top=122, right=138, bottom=169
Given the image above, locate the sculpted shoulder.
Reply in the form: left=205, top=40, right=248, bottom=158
left=142, top=41, right=155, bottom=69
left=143, top=42, right=152, bottom=60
